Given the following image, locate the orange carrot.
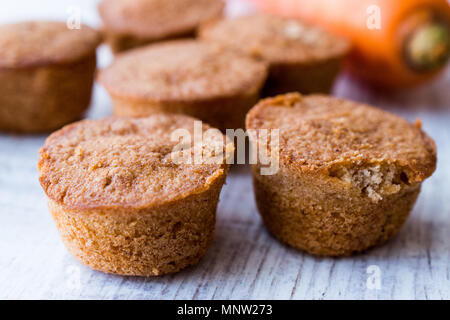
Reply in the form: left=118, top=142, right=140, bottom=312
left=251, top=0, right=450, bottom=89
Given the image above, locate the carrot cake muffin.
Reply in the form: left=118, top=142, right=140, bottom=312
left=98, top=0, right=224, bottom=53
left=98, top=40, right=268, bottom=132
left=246, top=93, right=437, bottom=256
left=0, top=21, right=101, bottom=133
left=199, top=15, right=350, bottom=96
left=38, top=114, right=232, bottom=276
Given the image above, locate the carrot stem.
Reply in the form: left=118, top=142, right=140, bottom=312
left=405, top=22, right=450, bottom=71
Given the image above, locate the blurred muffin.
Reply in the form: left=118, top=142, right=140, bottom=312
left=246, top=93, right=437, bottom=256
left=38, top=114, right=232, bottom=276
left=98, top=40, right=268, bottom=132
left=99, top=0, right=224, bottom=53
left=199, top=15, right=350, bottom=96
left=0, top=21, right=101, bottom=133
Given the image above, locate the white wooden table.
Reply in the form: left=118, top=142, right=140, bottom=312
left=0, top=0, right=449, bottom=300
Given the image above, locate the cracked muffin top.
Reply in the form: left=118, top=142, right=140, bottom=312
left=246, top=93, right=437, bottom=186
left=38, top=114, right=232, bottom=210
left=98, top=40, right=268, bottom=102
left=199, top=14, right=350, bottom=65
left=99, top=0, right=224, bottom=39
left=0, top=21, right=101, bottom=68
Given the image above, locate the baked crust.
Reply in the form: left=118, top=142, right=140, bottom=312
left=199, top=15, right=350, bottom=95
left=246, top=93, right=437, bottom=256
left=39, top=115, right=231, bottom=210
left=98, top=40, right=268, bottom=131
left=200, top=15, right=349, bottom=64
left=99, top=0, right=224, bottom=52
left=99, top=40, right=267, bottom=102
left=38, top=115, right=231, bottom=275
left=247, top=93, right=436, bottom=181
left=0, top=21, right=101, bottom=68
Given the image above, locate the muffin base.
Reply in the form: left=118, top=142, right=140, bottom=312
left=111, top=92, right=260, bottom=132
left=48, top=172, right=226, bottom=276
left=262, top=57, right=344, bottom=97
left=252, top=164, right=421, bottom=256
left=0, top=54, right=96, bottom=133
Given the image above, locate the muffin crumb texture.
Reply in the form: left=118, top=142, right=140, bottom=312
left=200, top=15, right=349, bottom=64
left=330, top=164, right=405, bottom=203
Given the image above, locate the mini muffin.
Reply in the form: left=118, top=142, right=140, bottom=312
left=98, top=0, right=224, bottom=53
left=0, top=21, right=101, bottom=133
left=246, top=93, right=437, bottom=256
left=98, top=40, right=268, bottom=132
left=38, top=114, right=232, bottom=276
left=199, top=15, right=350, bottom=96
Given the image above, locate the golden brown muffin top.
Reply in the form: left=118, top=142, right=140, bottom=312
left=99, top=0, right=224, bottom=39
left=199, top=15, right=350, bottom=65
left=0, top=21, right=101, bottom=68
left=38, top=115, right=231, bottom=211
left=98, top=40, right=268, bottom=102
left=246, top=93, right=437, bottom=183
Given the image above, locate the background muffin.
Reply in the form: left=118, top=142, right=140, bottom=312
left=38, top=114, right=232, bottom=276
left=246, top=93, right=437, bottom=256
left=98, top=40, right=268, bottom=132
left=199, top=14, right=350, bottom=96
left=99, top=0, right=224, bottom=53
left=0, top=21, right=101, bottom=133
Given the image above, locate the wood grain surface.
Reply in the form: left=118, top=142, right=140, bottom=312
left=0, top=0, right=449, bottom=300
